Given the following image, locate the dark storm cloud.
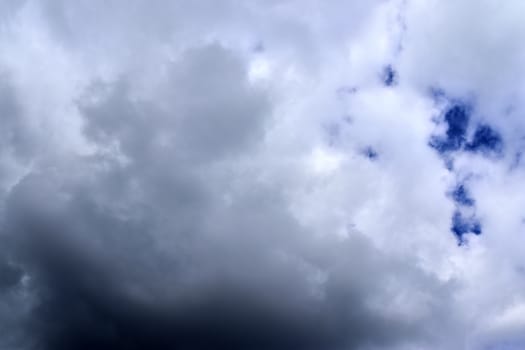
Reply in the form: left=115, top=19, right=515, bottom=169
left=0, top=253, right=22, bottom=290
left=4, top=170, right=452, bottom=350
left=0, top=39, right=457, bottom=350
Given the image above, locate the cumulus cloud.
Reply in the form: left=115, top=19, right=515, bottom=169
left=0, top=1, right=525, bottom=350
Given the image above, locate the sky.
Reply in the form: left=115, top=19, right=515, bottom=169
left=0, top=1, right=525, bottom=349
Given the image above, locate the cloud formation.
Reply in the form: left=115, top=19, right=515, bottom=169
left=1, top=1, right=525, bottom=349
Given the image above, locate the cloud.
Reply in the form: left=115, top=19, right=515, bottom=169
left=0, top=1, right=525, bottom=350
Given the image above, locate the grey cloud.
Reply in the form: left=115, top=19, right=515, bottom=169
left=80, top=44, right=269, bottom=163
left=0, top=258, right=22, bottom=290
left=0, top=38, right=456, bottom=349
left=3, top=1, right=517, bottom=349
left=0, top=77, right=36, bottom=161
left=3, top=165, right=455, bottom=350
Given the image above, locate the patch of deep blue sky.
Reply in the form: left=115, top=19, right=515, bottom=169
left=382, top=65, right=397, bottom=87
left=429, top=104, right=470, bottom=153
left=429, top=97, right=503, bottom=158
left=451, top=210, right=482, bottom=245
left=449, top=181, right=482, bottom=244
left=465, top=124, right=504, bottom=155
left=386, top=77, right=497, bottom=243
left=361, top=146, right=378, bottom=160
left=332, top=70, right=504, bottom=243
left=451, top=184, right=475, bottom=207
left=428, top=97, right=505, bottom=244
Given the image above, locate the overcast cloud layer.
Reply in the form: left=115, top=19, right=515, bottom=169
left=1, top=1, right=525, bottom=349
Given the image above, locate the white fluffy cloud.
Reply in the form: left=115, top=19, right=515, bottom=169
left=0, top=1, right=524, bottom=349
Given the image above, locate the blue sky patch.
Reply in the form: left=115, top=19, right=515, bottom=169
left=451, top=184, right=475, bottom=207
left=362, top=146, right=378, bottom=160
left=465, top=124, right=503, bottom=156
left=451, top=210, right=482, bottom=244
left=430, top=103, right=470, bottom=154
left=382, top=65, right=397, bottom=87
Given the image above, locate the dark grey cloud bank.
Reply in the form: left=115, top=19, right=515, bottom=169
left=2, top=1, right=525, bottom=350
left=0, top=41, right=453, bottom=350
